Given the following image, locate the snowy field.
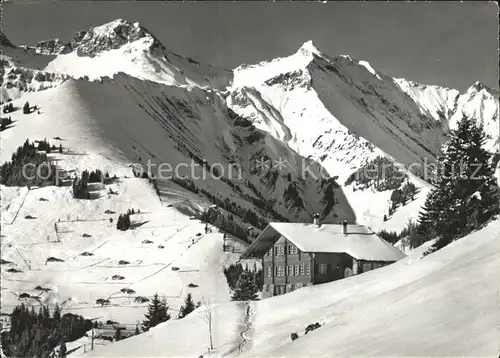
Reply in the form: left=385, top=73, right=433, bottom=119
left=0, top=88, right=250, bottom=351
left=86, top=219, right=500, bottom=358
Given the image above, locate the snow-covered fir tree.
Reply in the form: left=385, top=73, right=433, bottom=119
left=231, top=271, right=259, bottom=301
left=416, top=115, right=499, bottom=250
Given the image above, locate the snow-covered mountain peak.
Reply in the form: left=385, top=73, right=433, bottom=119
left=297, top=40, right=324, bottom=57
left=464, top=81, right=499, bottom=99
left=68, top=18, right=158, bottom=58
left=34, top=19, right=232, bottom=89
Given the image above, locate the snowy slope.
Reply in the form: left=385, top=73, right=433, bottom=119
left=84, top=219, right=500, bottom=357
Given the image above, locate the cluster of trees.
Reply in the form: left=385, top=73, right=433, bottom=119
left=142, top=293, right=171, bottom=331
left=345, top=156, right=406, bottom=192
left=72, top=170, right=90, bottom=199
left=204, top=208, right=257, bottom=243
left=72, top=169, right=108, bottom=199
left=224, top=263, right=263, bottom=300
left=378, top=220, right=417, bottom=246
left=36, top=140, right=62, bottom=154
left=1, top=303, right=92, bottom=358
left=3, top=102, right=15, bottom=114
left=1, top=116, right=12, bottom=131
left=88, top=169, right=105, bottom=183
left=231, top=271, right=260, bottom=301
left=0, top=139, right=58, bottom=187
left=177, top=293, right=199, bottom=319
left=116, top=209, right=138, bottom=231
left=386, top=181, right=418, bottom=218
left=283, top=182, right=304, bottom=209
left=415, top=116, right=499, bottom=251
left=320, top=178, right=340, bottom=218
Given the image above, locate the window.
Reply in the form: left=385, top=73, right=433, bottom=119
left=277, top=266, right=284, bottom=276
left=288, top=265, right=294, bottom=276
left=300, top=264, right=305, bottom=275
left=267, top=266, right=272, bottom=277
left=362, top=262, right=373, bottom=272
left=319, top=264, right=327, bottom=275
left=267, top=248, right=272, bottom=256
left=278, top=245, right=284, bottom=256
left=295, top=264, right=300, bottom=275
left=306, top=264, right=311, bottom=275
left=292, top=246, right=298, bottom=254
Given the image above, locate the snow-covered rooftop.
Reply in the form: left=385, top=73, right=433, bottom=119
left=242, top=222, right=406, bottom=262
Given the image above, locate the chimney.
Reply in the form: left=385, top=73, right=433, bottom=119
left=342, top=220, right=348, bottom=236
left=313, top=213, right=320, bottom=227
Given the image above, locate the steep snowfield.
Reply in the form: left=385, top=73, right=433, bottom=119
left=84, top=219, right=500, bottom=357
left=343, top=173, right=433, bottom=232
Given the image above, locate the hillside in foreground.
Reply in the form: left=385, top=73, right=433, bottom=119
left=83, top=219, right=500, bottom=357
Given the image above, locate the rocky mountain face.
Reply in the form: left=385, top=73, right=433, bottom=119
left=395, top=79, right=499, bottom=153
left=1, top=19, right=498, bottom=230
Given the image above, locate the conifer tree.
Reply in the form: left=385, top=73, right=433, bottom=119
left=231, top=271, right=258, bottom=301
left=142, top=293, right=171, bottom=331
left=23, top=102, right=30, bottom=114
left=178, top=293, right=196, bottom=319
left=53, top=304, right=61, bottom=322
left=415, top=115, right=499, bottom=250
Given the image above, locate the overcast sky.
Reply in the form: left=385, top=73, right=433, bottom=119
left=2, top=1, right=498, bottom=92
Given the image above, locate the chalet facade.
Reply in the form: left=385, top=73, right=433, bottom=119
left=241, top=220, right=406, bottom=298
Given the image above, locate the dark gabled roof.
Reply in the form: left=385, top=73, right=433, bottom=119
left=241, top=222, right=406, bottom=262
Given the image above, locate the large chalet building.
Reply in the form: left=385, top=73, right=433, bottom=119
left=241, top=219, right=406, bottom=298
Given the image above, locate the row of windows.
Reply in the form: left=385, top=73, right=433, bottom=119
left=266, top=264, right=334, bottom=277
left=267, top=264, right=311, bottom=277
left=263, top=283, right=304, bottom=293
left=267, top=244, right=300, bottom=256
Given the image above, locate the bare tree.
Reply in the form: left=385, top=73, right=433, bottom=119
left=202, top=297, right=214, bottom=351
